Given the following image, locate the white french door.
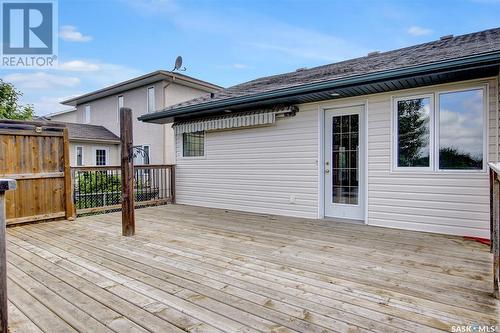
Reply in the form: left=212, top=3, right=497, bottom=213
left=324, top=105, right=365, bottom=220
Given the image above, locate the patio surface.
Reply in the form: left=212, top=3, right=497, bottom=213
left=4, top=204, right=499, bottom=332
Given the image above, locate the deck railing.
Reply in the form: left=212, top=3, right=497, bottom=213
left=0, top=179, right=16, bottom=333
left=71, top=165, right=175, bottom=215
left=489, top=163, right=500, bottom=299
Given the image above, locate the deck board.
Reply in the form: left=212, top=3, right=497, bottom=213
left=5, top=204, right=500, bottom=332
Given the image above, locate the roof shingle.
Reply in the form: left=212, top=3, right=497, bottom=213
left=57, top=122, right=120, bottom=143
left=159, top=27, right=500, bottom=113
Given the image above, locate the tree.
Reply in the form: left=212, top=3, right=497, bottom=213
left=397, top=99, right=430, bottom=167
left=0, top=79, right=34, bottom=120
left=439, top=147, right=482, bottom=170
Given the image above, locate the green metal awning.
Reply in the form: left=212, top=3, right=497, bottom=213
left=172, top=107, right=297, bottom=134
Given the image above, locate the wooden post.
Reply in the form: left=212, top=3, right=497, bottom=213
left=493, top=171, right=500, bottom=299
left=120, top=108, right=135, bottom=236
left=63, top=128, right=75, bottom=220
left=170, top=165, right=176, bottom=204
left=0, top=179, right=16, bottom=333
left=489, top=165, right=500, bottom=299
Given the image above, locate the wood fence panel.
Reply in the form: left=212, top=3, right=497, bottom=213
left=0, top=121, right=74, bottom=225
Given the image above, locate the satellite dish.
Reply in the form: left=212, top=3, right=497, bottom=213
left=173, top=56, right=186, bottom=71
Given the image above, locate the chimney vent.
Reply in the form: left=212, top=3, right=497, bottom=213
left=367, top=51, right=380, bottom=57
left=440, top=34, right=453, bottom=40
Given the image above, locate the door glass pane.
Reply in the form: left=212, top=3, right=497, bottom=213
left=332, top=114, right=359, bottom=205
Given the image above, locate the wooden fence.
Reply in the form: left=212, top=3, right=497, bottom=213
left=489, top=163, right=500, bottom=299
left=0, top=120, right=74, bottom=225
left=71, top=164, right=175, bottom=215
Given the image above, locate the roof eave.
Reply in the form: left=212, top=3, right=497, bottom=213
left=139, top=51, right=500, bottom=123
left=61, top=70, right=222, bottom=106
left=70, top=138, right=120, bottom=144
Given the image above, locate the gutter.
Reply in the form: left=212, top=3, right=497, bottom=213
left=70, top=138, right=121, bottom=144
left=139, top=51, right=500, bottom=122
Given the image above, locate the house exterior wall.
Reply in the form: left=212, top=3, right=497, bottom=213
left=174, top=78, right=499, bottom=237
left=48, top=110, right=77, bottom=123
left=69, top=141, right=120, bottom=166
left=365, top=79, right=497, bottom=238
left=73, top=81, right=211, bottom=165
left=175, top=107, right=319, bottom=218
left=163, top=83, right=210, bottom=164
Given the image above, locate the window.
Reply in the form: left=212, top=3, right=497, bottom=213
left=143, top=145, right=150, bottom=164
left=76, top=146, right=83, bottom=166
left=147, top=87, right=155, bottom=113
left=438, top=89, right=484, bottom=170
left=117, top=95, right=124, bottom=121
left=395, top=96, right=432, bottom=168
left=95, top=149, right=107, bottom=166
left=393, top=87, right=485, bottom=172
left=183, top=131, right=205, bottom=157
left=134, top=144, right=151, bottom=165
left=84, top=105, right=91, bottom=124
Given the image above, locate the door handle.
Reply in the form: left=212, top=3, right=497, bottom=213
left=325, top=169, right=330, bottom=174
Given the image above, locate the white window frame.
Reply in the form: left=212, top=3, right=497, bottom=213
left=435, top=85, right=488, bottom=173
left=147, top=87, right=155, bottom=113
left=180, top=131, right=206, bottom=159
left=392, top=94, right=435, bottom=172
left=93, top=147, right=108, bottom=166
left=117, top=95, right=124, bottom=122
left=134, top=144, right=151, bottom=165
left=75, top=146, right=84, bottom=166
left=84, top=105, right=91, bottom=124
left=142, top=144, right=151, bottom=164
left=391, top=84, right=488, bottom=173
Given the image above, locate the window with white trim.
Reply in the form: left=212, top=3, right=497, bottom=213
left=117, top=95, right=124, bottom=121
left=95, top=149, right=107, bottom=166
left=393, top=87, right=486, bottom=171
left=76, top=146, right=83, bottom=166
left=84, top=105, right=91, bottom=124
left=438, top=89, right=484, bottom=170
left=182, top=131, right=205, bottom=157
left=134, top=144, right=151, bottom=165
left=147, top=87, right=155, bottom=113
left=395, top=96, right=432, bottom=169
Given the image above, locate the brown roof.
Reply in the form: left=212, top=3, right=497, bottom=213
left=56, top=122, right=120, bottom=143
left=151, top=27, right=500, bottom=117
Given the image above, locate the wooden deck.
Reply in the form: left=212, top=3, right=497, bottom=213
left=4, top=204, right=499, bottom=332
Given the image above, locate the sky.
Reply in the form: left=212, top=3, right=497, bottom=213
left=1, top=0, right=500, bottom=116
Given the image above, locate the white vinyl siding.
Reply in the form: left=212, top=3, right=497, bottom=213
left=175, top=107, right=319, bottom=218
left=367, top=79, right=497, bottom=238
left=173, top=78, right=498, bottom=237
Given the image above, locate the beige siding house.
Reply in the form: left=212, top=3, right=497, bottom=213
left=53, top=71, right=220, bottom=166
left=141, top=28, right=500, bottom=238
left=45, top=109, right=77, bottom=123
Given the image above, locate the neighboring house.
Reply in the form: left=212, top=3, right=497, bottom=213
left=56, top=70, right=221, bottom=166
left=58, top=122, right=120, bottom=166
left=45, top=109, right=77, bottom=123
left=140, top=27, right=500, bottom=238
